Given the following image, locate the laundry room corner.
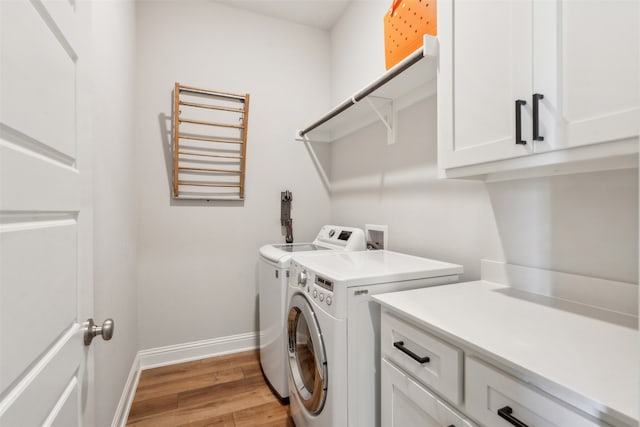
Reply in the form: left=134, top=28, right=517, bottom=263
left=133, top=1, right=333, bottom=354
left=2, top=0, right=637, bottom=426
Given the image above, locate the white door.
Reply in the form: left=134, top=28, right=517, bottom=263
left=0, top=0, right=95, bottom=425
left=438, top=0, right=534, bottom=169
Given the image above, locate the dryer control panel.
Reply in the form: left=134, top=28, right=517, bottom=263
left=313, top=225, right=366, bottom=251
left=315, top=275, right=333, bottom=292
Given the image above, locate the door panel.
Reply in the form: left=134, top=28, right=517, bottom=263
left=0, top=144, right=78, bottom=210
left=439, top=0, right=533, bottom=169
left=1, top=328, right=82, bottom=426
left=0, top=219, right=77, bottom=390
left=558, top=0, right=639, bottom=147
left=381, top=359, right=473, bottom=427
left=0, top=0, right=77, bottom=158
left=39, top=0, right=79, bottom=50
left=0, top=0, right=91, bottom=425
left=48, top=377, right=80, bottom=427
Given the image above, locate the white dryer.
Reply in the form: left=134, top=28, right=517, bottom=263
left=286, top=250, right=463, bottom=427
left=258, top=225, right=365, bottom=399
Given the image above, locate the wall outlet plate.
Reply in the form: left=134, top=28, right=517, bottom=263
left=365, top=224, right=388, bottom=250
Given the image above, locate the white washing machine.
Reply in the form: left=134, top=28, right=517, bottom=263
left=286, top=250, right=463, bottom=427
left=258, top=225, right=365, bottom=399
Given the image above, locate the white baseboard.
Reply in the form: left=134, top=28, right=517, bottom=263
left=138, top=331, right=259, bottom=370
left=110, top=331, right=259, bottom=426
left=481, top=259, right=637, bottom=316
left=111, top=354, right=141, bottom=427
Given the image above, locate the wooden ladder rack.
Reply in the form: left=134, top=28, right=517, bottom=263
left=173, top=83, right=250, bottom=200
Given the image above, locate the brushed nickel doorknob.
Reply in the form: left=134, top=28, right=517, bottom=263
left=84, top=318, right=114, bottom=346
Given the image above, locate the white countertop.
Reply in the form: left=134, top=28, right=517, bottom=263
left=373, top=281, right=639, bottom=427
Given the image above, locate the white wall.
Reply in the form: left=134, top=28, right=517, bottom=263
left=329, top=97, right=504, bottom=281
left=328, top=0, right=503, bottom=281
left=328, top=1, right=638, bottom=284
left=135, top=1, right=332, bottom=350
left=487, top=169, right=638, bottom=284
left=91, top=1, right=138, bottom=425
left=330, top=0, right=388, bottom=104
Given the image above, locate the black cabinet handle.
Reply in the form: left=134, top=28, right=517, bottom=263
left=532, top=93, right=544, bottom=141
left=393, top=341, right=430, bottom=363
left=515, top=100, right=527, bottom=145
left=497, top=406, right=529, bottom=427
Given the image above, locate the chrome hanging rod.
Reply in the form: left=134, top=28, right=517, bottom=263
left=298, top=47, right=424, bottom=137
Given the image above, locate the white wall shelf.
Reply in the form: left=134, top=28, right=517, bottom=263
left=296, top=35, right=438, bottom=145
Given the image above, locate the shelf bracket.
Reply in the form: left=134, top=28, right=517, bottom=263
left=364, top=96, right=396, bottom=145
left=296, top=133, right=332, bottom=194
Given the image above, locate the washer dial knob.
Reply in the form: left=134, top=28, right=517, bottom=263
left=298, top=270, right=307, bottom=287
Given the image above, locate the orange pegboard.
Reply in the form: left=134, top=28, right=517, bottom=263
left=384, top=0, right=437, bottom=70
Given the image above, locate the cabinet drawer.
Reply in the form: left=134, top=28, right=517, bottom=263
left=382, top=359, right=474, bottom=427
left=381, top=311, right=463, bottom=404
left=465, top=356, right=602, bottom=427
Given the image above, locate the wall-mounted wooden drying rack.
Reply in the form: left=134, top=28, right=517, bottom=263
left=173, top=83, right=250, bottom=200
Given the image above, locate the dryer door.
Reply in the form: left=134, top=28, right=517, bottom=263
left=287, top=293, right=328, bottom=415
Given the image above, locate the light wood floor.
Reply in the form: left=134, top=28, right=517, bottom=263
left=126, top=350, right=294, bottom=426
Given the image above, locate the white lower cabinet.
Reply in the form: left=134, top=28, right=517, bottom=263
left=465, top=357, right=602, bottom=427
left=381, top=311, right=474, bottom=427
left=382, top=358, right=474, bottom=427
left=380, top=310, right=613, bottom=427
left=381, top=310, right=463, bottom=405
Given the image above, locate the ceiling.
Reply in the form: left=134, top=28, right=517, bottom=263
left=215, top=0, right=353, bottom=30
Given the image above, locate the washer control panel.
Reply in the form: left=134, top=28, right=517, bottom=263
left=289, top=261, right=341, bottom=317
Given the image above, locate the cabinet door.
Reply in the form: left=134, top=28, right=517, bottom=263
left=438, top=0, right=533, bottom=169
left=535, top=0, right=639, bottom=150
left=381, top=359, right=473, bottom=427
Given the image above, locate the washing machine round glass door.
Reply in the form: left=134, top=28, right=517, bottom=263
left=287, top=293, right=327, bottom=415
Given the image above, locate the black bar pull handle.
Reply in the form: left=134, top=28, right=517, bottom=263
left=533, top=93, right=544, bottom=141
left=515, top=100, right=527, bottom=145
left=393, top=341, right=430, bottom=364
left=497, top=406, right=529, bottom=427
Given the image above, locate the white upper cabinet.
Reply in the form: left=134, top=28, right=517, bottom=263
left=438, top=0, right=535, bottom=168
left=549, top=0, right=639, bottom=149
left=438, top=0, right=639, bottom=177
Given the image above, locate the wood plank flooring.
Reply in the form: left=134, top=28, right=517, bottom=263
left=126, top=350, right=294, bottom=426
